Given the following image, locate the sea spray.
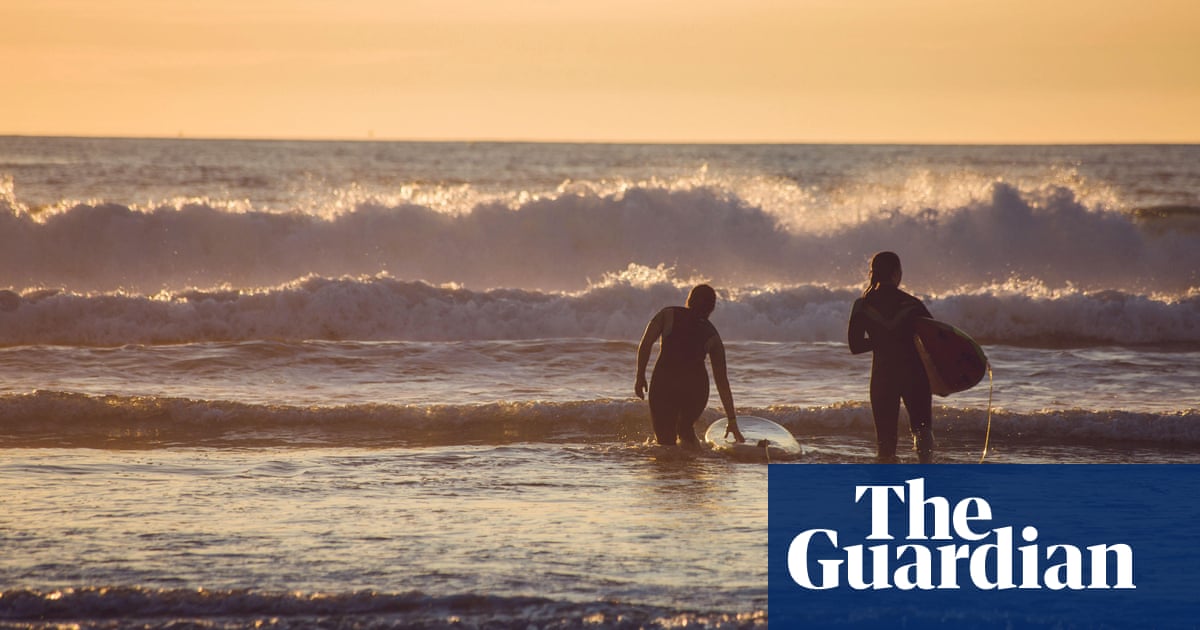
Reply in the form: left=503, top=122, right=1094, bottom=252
left=1, top=181, right=1195, bottom=294
left=0, top=274, right=1196, bottom=346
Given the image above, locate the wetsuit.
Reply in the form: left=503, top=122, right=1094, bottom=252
left=649, top=307, right=717, bottom=446
left=847, top=286, right=934, bottom=462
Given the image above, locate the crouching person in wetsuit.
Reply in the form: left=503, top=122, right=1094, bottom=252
left=847, top=252, right=935, bottom=463
left=635, top=284, right=744, bottom=447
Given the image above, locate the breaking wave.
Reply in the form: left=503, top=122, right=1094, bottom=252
left=1, top=180, right=1196, bottom=295
left=2, top=391, right=1195, bottom=449
left=0, top=274, right=1196, bottom=347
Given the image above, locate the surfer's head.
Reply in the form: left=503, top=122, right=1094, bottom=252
left=865, top=251, right=902, bottom=295
left=686, top=284, right=717, bottom=317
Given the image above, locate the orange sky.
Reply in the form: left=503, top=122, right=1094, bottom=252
left=3, top=0, right=1198, bottom=143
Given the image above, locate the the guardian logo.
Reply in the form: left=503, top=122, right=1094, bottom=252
left=787, top=478, right=1136, bottom=591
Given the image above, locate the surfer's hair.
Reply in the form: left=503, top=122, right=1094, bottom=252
left=686, top=284, right=717, bottom=317
left=864, top=251, right=902, bottom=297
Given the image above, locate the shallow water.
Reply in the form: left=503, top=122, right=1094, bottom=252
left=1, top=445, right=770, bottom=627
left=1, top=139, right=1198, bottom=628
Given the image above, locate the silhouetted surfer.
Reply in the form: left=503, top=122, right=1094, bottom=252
left=847, top=252, right=935, bottom=463
left=636, top=284, right=744, bottom=447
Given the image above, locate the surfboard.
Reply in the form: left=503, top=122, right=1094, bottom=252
left=913, top=317, right=987, bottom=397
left=704, top=416, right=802, bottom=460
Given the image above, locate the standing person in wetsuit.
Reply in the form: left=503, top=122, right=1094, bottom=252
left=847, top=252, right=935, bottom=463
left=635, top=284, right=744, bottom=447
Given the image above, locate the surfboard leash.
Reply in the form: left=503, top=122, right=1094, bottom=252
left=758, top=439, right=771, bottom=463
left=979, top=363, right=994, bottom=464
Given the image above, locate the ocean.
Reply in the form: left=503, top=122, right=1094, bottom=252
left=0, top=138, right=1197, bottom=628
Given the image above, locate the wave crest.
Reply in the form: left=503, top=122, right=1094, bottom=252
left=1, top=181, right=1195, bottom=295
left=2, top=392, right=1196, bottom=450
left=0, top=274, right=1196, bottom=346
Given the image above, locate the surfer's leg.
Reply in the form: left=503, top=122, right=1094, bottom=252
left=869, top=376, right=900, bottom=463
left=676, top=418, right=700, bottom=448
left=649, top=407, right=678, bottom=446
left=648, top=379, right=679, bottom=446
left=903, top=375, right=934, bottom=463
left=674, top=377, right=709, bottom=448
left=649, top=406, right=679, bottom=446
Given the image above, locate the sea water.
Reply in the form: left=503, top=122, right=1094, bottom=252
left=0, top=138, right=1198, bottom=628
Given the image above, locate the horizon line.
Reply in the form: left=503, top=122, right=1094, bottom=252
left=3, top=132, right=1198, bottom=147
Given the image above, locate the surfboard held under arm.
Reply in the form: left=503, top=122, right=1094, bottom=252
left=704, top=416, right=802, bottom=460
left=913, top=317, right=988, bottom=397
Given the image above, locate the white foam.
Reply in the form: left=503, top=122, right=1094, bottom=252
left=0, top=273, right=1196, bottom=346
left=0, top=180, right=1194, bottom=295
left=3, top=392, right=1195, bottom=449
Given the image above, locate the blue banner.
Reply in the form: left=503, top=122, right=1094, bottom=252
left=768, top=465, right=1200, bottom=629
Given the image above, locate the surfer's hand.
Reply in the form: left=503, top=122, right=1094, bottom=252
left=635, top=376, right=648, bottom=400
left=725, top=421, right=745, bottom=443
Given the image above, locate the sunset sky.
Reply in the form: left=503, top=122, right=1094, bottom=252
left=3, top=0, right=1198, bottom=143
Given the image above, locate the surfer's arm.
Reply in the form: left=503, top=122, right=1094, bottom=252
left=635, top=310, right=665, bottom=399
left=847, top=299, right=873, bottom=354
left=707, top=334, right=744, bottom=443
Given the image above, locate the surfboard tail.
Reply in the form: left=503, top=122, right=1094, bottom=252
left=913, top=318, right=988, bottom=396
left=914, top=334, right=954, bottom=397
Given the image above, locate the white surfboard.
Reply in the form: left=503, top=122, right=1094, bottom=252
left=704, top=416, right=802, bottom=460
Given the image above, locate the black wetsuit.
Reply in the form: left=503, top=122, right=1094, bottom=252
left=649, top=307, right=717, bottom=446
left=847, top=286, right=933, bottom=461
